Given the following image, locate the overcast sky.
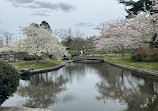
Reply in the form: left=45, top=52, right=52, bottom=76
left=0, top=0, right=126, bottom=39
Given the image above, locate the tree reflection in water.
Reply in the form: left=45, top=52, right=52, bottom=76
left=17, top=74, right=68, bottom=108
left=62, top=63, right=88, bottom=83
left=93, top=63, right=158, bottom=111
left=3, top=62, right=158, bottom=111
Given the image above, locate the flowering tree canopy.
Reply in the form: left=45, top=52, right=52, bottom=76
left=0, top=24, right=69, bottom=60
left=95, top=0, right=158, bottom=60
left=95, top=20, right=145, bottom=60
left=125, top=0, right=158, bottom=48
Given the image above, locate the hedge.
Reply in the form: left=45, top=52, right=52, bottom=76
left=0, top=60, right=19, bottom=105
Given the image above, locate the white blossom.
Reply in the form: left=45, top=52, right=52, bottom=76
left=0, top=25, right=69, bottom=60
left=95, top=20, right=145, bottom=60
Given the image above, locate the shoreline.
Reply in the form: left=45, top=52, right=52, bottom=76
left=104, top=60, right=158, bottom=79
left=0, top=107, right=51, bottom=111
left=0, top=61, right=73, bottom=111
left=2, top=59, right=158, bottom=111
left=19, top=58, right=158, bottom=79
left=20, top=60, right=73, bottom=76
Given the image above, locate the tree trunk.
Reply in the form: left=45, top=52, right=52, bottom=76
left=149, top=41, right=158, bottom=49
left=121, top=47, right=124, bottom=61
left=35, top=55, right=39, bottom=63
left=121, top=52, right=124, bottom=61
left=149, top=20, right=158, bottom=48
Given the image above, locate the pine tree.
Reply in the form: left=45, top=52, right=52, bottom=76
left=118, top=0, right=153, bottom=18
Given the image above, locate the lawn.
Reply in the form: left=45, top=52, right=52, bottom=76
left=103, top=54, right=158, bottom=72
left=10, top=60, right=62, bottom=71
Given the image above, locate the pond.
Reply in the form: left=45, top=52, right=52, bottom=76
left=1, top=63, right=158, bottom=111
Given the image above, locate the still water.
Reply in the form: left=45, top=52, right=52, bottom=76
left=2, top=63, right=158, bottom=111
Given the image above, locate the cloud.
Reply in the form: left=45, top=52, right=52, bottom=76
left=32, top=12, right=50, bottom=17
left=0, top=27, right=6, bottom=32
left=59, top=94, right=77, bottom=103
left=6, top=0, right=76, bottom=12
left=58, top=3, right=76, bottom=12
left=34, top=1, right=76, bottom=12
left=25, top=4, right=38, bottom=9
left=75, top=22, right=94, bottom=27
left=7, top=0, right=34, bottom=5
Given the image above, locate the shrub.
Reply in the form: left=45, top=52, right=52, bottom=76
left=14, top=52, right=29, bottom=60
left=113, top=49, right=119, bottom=54
left=131, top=51, right=147, bottom=62
left=0, top=60, right=19, bottom=105
left=131, top=48, right=158, bottom=62
left=23, top=56, right=43, bottom=61
left=145, top=49, right=158, bottom=62
left=62, top=58, right=69, bottom=60
left=98, top=49, right=107, bottom=54
left=69, top=50, right=78, bottom=57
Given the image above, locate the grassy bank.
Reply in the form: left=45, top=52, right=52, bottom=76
left=103, top=54, right=158, bottom=72
left=10, top=60, right=62, bottom=71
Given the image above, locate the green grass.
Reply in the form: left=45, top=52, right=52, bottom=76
left=10, top=60, right=62, bottom=71
left=103, top=54, right=158, bottom=72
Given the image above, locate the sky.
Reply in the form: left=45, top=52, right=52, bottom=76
left=0, top=0, right=126, bottom=40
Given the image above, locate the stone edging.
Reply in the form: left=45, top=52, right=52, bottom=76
left=20, top=61, right=73, bottom=76
left=4, top=61, right=75, bottom=111
left=104, top=60, right=158, bottom=79
left=0, top=107, right=51, bottom=111
left=19, top=59, right=158, bottom=78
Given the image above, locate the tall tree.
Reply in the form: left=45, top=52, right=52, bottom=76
left=118, top=0, right=158, bottom=48
left=95, top=20, right=144, bottom=60
left=0, top=36, right=3, bottom=48
left=64, top=28, right=73, bottom=47
left=53, top=29, right=67, bottom=44
left=31, top=23, right=39, bottom=28
left=40, top=21, right=51, bottom=31
left=54, top=28, right=73, bottom=47
left=118, top=0, right=154, bottom=18
left=2, top=32, right=13, bottom=46
left=0, top=25, right=69, bottom=62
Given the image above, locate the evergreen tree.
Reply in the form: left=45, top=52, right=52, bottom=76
left=40, top=21, right=51, bottom=31
left=118, top=0, right=154, bottom=18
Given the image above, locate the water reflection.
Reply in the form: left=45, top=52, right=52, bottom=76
left=2, top=63, right=158, bottom=111
left=64, top=63, right=87, bottom=82
left=95, top=64, right=158, bottom=111
left=17, top=74, right=68, bottom=108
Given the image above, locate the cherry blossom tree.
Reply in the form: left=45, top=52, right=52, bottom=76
left=95, top=20, right=144, bottom=60
left=95, top=0, right=158, bottom=58
left=0, top=24, right=69, bottom=62
left=125, top=0, right=158, bottom=48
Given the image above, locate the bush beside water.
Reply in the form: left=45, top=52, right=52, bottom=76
left=69, top=50, right=78, bottom=57
left=131, top=49, right=158, bottom=62
left=23, top=56, right=43, bottom=61
left=0, top=60, right=19, bottom=105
